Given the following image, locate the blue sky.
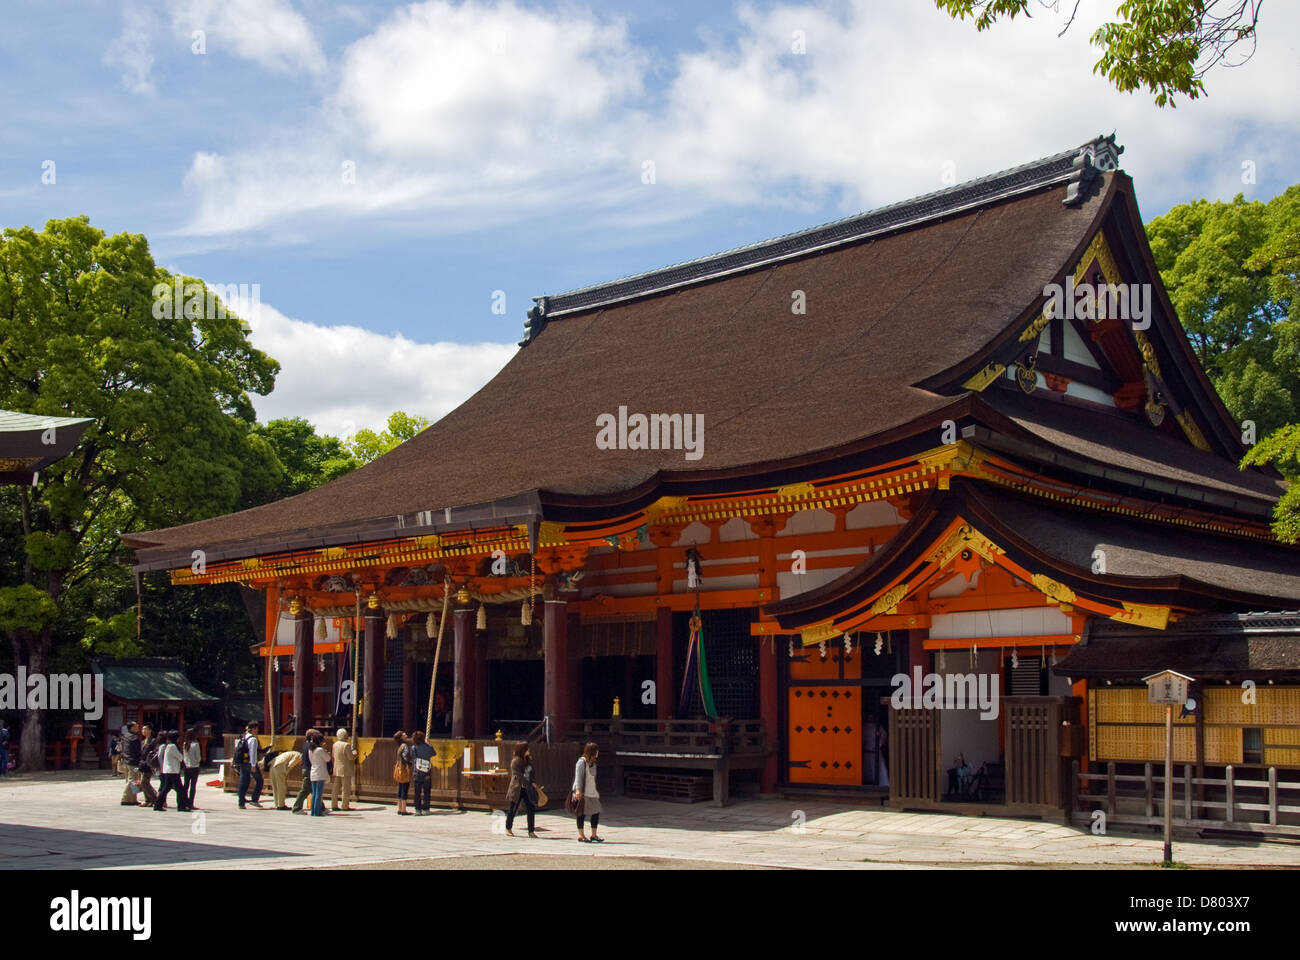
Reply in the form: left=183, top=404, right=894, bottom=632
left=3, top=0, right=1298, bottom=436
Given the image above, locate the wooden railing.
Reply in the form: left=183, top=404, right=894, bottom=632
left=565, top=718, right=766, bottom=756
left=1071, top=760, right=1300, bottom=836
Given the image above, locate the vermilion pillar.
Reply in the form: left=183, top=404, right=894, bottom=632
left=544, top=599, right=571, bottom=738
left=452, top=608, right=475, bottom=738
left=656, top=607, right=673, bottom=722
left=363, top=612, right=385, bottom=737
left=402, top=658, right=416, bottom=736
left=473, top=611, right=489, bottom=738
left=293, top=611, right=313, bottom=734
left=908, top=627, right=929, bottom=676
left=750, top=515, right=786, bottom=793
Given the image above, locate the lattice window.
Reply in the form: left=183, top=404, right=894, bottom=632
left=683, top=608, right=759, bottom=720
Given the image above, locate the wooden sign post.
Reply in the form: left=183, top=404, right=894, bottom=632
left=1143, top=670, right=1193, bottom=864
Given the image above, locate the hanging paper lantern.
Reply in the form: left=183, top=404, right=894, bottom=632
left=288, top=596, right=302, bottom=616
left=476, top=604, right=487, bottom=631
left=367, top=592, right=380, bottom=610
left=315, top=617, right=327, bottom=641
left=456, top=584, right=471, bottom=605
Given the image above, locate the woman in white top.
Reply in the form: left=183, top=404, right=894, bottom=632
left=308, top=731, right=331, bottom=816
left=181, top=728, right=203, bottom=810
left=572, top=742, right=604, bottom=842
left=153, top=730, right=190, bottom=812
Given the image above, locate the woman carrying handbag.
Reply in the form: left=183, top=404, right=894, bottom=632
left=392, top=731, right=412, bottom=815
left=571, top=742, right=604, bottom=842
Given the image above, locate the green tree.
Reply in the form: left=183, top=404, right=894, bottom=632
left=345, top=410, right=431, bottom=464
left=936, top=0, right=1262, bottom=106
left=251, top=417, right=359, bottom=502
left=0, top=216, right=281, bottom=768
left=1146, top=186, right=1300, bottom=540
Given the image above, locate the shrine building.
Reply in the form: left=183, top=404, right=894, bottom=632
left=123, top=135, right=1300, bottom=820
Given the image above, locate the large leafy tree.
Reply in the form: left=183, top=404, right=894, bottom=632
left=937, top=0, right=1262, bottom=106
left=1146, top=186, right=1300, bottom=539
left=0, top=216, right=280, bottom=768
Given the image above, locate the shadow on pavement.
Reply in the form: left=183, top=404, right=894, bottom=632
left=0, top=823, right=303, bottom=869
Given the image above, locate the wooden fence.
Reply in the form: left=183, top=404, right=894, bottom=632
left=221, top=734, right=531, bottom=810
left=1071, top=760, right=1300, bottom=837
left=563, top=717, right=769, bottom=806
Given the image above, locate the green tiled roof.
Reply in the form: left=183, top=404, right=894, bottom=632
left=95, top=658, right=217, bottom=704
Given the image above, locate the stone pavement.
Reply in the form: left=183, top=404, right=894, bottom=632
left=2, top=770, right=1299, bottom=869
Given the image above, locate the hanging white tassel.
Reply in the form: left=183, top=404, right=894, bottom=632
left=386, top=613, right=398, bottom=639
left=476, top=604, right=487, bottom=630
left=521, top=601, right=532, bottom=626
left=426, top=612, right=436, bottom=639
left=315, top=616, right=327, bottom=641
left=340, top=618, right=354, bottom=641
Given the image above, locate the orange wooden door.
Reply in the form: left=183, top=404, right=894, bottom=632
left=788, top=684, right=862, bottom=784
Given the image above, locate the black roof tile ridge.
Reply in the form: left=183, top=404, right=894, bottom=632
left=533, top=135, right=1115, bottom=321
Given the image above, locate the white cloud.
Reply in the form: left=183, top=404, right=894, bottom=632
left=171, top=0, right=326, bottom=76
left=103, top=2, right=158, bottom=95
left=242, top=299, right=517, bottom=438
left=175, top=0, right=647, bottom=236
left=175, top=0, right=1300, bottom=239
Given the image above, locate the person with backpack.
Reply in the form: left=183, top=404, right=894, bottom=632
left=505, top=742, right=538, bottom=838
left=0, top=720, right=10, bottom=777
left=153, top=731, right=190, bottom=812
left=408, top=730, right=435, bottom=815
left=307, top=730, right=332, bottom=816
left=572, top=742, right=604, bottom=842
left=392, top=731, right=412, bottom=815
left=181, top=728, right=202, bottom=810
left=290, top=730, right=318, bottom=814
left=234, top=722, right=265, bottom=809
